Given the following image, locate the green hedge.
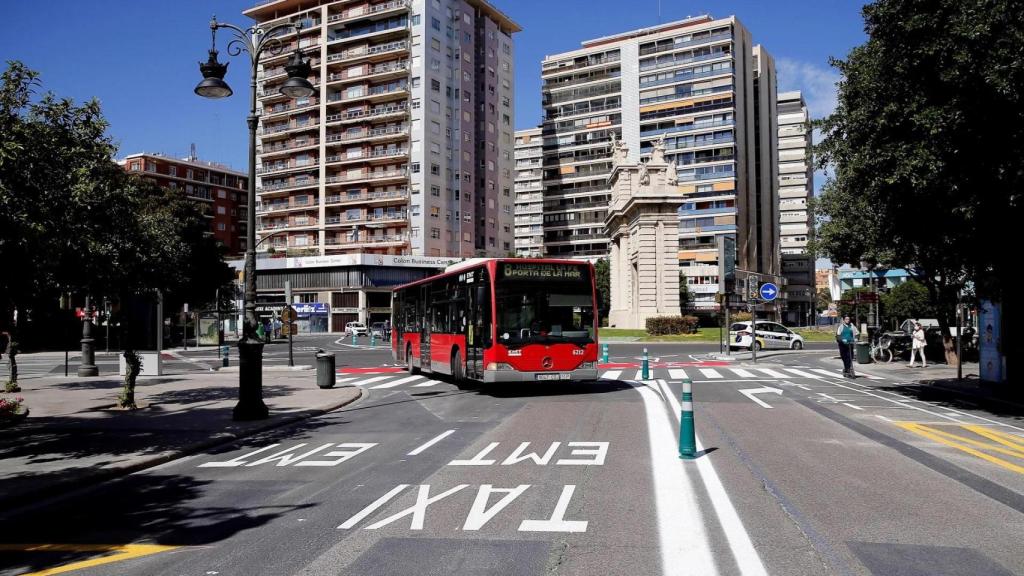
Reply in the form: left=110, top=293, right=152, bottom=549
left=646, top=315, right=700, bottom=335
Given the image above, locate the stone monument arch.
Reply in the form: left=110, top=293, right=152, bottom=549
left=604, top=137, right=685, bottom=328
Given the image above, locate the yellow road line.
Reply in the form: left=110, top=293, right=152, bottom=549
left=0, top=543, right=179, bottom=575
left=895, top=422, right=1024, bottom=475
left=913, top=424, right=1024, bottom=459
left=961, top=425, right=1024, bottom=452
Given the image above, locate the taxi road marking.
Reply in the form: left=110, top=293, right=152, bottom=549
left=895, top=422, right=1024, bottom=475
left=0, top=543, right=179, bottom=576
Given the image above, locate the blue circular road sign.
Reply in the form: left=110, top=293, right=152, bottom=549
left=759, top=282, right=779, bottom=301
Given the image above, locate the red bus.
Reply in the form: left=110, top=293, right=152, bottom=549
left=391, top=258, right=599, bottom=383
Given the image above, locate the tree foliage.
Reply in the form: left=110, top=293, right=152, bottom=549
left=813, top=0, right=1024, bottom=364
left=0, top=61, right=231, bottom=350
left=880, top=280, right=936, bottom=322
left=815, top=288, right=833, bottom=313
left=594, top=258, right=610, bottom=323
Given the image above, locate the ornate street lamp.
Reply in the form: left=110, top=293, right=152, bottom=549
left=195, top=16, right=314, bottom=420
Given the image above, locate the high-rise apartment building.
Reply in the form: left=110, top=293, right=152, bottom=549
left=540, top=15, right=779, bottom=311
left=513, top=127, right=543, bottom=256
left=777, top=90, right=814, bottom=324
left=119, top=152, right=249, bottom=255
left=243, top=0, right=519, bottom=259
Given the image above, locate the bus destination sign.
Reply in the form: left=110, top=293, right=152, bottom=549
left=501, top=262, right=586, bottom=281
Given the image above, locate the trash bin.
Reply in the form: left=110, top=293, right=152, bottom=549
left=220, top=345, right=229, bottom=368
left=316, top=350, right=336, bottom=388
left=855, top=341, right=872, bottom=364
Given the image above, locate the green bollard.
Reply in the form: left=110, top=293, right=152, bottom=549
left=370, top=332, right=376, bottom=346
left=352, top=331, right=357, bottom=345
left=679, top=378, right=697, bottom=459
left=601, top=343, right=609, bottom=364
left=641, top=347, right=650, bottom=380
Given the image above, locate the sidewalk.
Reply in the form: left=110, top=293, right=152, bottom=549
left=0, top=368, right=362, bottom=509
left=823, top=355, right=1024, bottom=413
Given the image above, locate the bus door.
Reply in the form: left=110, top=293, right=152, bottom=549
left=419, top=284, right=431, bottom=371
left=465, top=279, right=482, bottom=379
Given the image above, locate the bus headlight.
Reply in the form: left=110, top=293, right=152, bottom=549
left=579, top=362, right=596, bottom=369
left=485, top=362, right=515, bottom=371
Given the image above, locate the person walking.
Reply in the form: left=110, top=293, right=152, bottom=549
left=836, top=315, right=859, bottom=377
left=908, top=322, right=927, bottom=368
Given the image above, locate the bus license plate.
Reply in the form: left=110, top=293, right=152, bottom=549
left=536, top=373, right=570, bottom=381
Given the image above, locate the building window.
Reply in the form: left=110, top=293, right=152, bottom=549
left=431, top=185, right=441, bottom=197
left=431, top=227, right=441, bottom=239
left=431, top=79, right=440, bottom=92
left=129, top=161, right=140, bottom=171
left=431, top=206, right=440, bottom=218
left=217, top=223, right=226, bottom=231
left=145, top=161, right=156, bottom=172
left=431, top=17, right=440, bottom=31
left=430, top=163, right=440, bottom=176
left=168, top=166, right=177, bottom=176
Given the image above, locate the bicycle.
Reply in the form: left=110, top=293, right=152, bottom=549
left=870, top=334, right=893, bottom=363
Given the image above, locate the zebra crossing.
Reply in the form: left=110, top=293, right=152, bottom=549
left=335, top=365, right=885, bottom=390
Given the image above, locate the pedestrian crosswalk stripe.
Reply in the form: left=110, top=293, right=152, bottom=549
left=810, top=369, right=842, bottom=378
left=668, top=369, right=689, bottom=380
left=371, top=375, right=423, bottom=389
left=412, top=379, right=438, bottom=387
left=730, top=368, right=757, bottom=378
left=783, top=368, right=820, bottom=379
left=352, top=375, right=393, bottom=387
left=335, top=377, right=358, bottom=384
left=756, top=368, right=790, bottom=379
left=601, top=370, right=622, bottom=380
left=699, top=368, right=723, bottom=379
left=633, top=370, right=645, bottom=381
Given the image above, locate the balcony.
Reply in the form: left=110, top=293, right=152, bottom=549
left=640, top=119, right=734, bottom=139
left=326, top=60, right=409, bottom=86
left=257, top=218, right=318, bottom=231
left=325, top=188, right=408, bottom=206
left=325, top=169, right=407, bottom=186
left=258, top=119, right=319, bottom=138
left=257, top=178, right=319, bottom=193
left=260, top=98, right=320, bottom=119
left=325, top=103, right=409, bottom=125
left=325, top=233, right=409, bottom=248
left=325, top=148, right=409, bottom=166
left=260, top=137, right=319, bottom=157
left=544, top=101, right=622, bottom=122
left=638, top=31, right=733, bottom=57
left=328, top=1, right=410, bottom=25
left=257, top=197, right=317, bottom=213
left=328, top=82, right=409, bottom=106
left=542, top=53, right=620, bottom=77
left=326, top=40, right=409, bottom=65
left=325, top=124, right=408, bottom=145
left=257, top=160, right=319, bottom=175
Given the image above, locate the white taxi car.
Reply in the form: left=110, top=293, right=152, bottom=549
left=728, top=321, right=805, bottom=351
left=345, top=321, right=368, bottom=337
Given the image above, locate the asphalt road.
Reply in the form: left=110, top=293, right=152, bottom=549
left=2, top=336, right=1022, bottom=575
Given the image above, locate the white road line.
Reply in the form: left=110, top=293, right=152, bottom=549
left=810, top=369, right=843, bottom=378
left=824, top=380, right=965, bottom=423
left=668, top=368, right=689, bottom=380
left=412, top=379, right=439, bottom=387
left=729, top=368, right=758, bottom=378
left=817, top=393, right=840, bottom=402
left=634, top=370, right=646, bottom=381
left=371, top=375, right=424, bottom=389
left=632, top=382, right=719, bottom=575
left=755, top=368, right=789, bottom=379
left=699, top=368, right=723, bottom=379
left=843, top=403, right=864, bottom=410
left=601, top=370, right=623, bottom=381
left=407, top=429, right=456, bottom=456
left=654, top=379, right=768, bottom=576
left=335, top=377, right=357, bottom=384
left=350, top=375, right=393, bottom=387
left=783, top=368, right=822, bottom=379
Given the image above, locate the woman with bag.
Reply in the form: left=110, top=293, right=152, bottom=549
left=908, top=322, right=927, bottom=368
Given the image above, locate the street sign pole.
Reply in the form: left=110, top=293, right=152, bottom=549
left=285, top=281, right=294, bottom=368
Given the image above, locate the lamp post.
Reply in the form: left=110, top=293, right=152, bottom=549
left=195, top=15, right=315, bottom=420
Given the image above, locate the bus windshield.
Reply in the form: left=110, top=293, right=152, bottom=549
left=494, top=262, right=595, bottom=346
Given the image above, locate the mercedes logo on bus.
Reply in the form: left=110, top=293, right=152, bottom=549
left=542, top=357, right=553, bottom=369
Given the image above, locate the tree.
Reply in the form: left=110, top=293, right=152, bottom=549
left=815, top=288, right=833, bottom=313
left=0, top=61, right=230, bottom=403
left=837, top=287, right=873, bottom=322
left=679, top=272, right=691, bottom=311
left=594, top=258, right=610, bottom=324
left=880, top=280, right=935, bottom=323
left=813, top=0, right=1024, bottom=367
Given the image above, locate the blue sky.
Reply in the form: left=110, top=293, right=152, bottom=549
left=1, top=0, right=865, bottom=171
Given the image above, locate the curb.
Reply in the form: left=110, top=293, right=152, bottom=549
left=0, top=388, right=365, bottom=515
left=922, top=381, right=1024, bottom=413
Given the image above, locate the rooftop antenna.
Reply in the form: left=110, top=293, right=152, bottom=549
left=658, top=0, right=662, bottom=23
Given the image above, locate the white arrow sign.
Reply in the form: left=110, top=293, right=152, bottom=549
left=739, top=387, right=783, bottom=408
